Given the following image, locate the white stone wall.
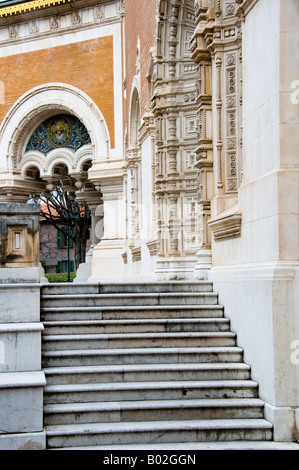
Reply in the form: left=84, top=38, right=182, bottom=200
left=209, top=0, right=299, bottom=441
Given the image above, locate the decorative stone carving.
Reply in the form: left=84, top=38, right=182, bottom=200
left=131, top=246, right=141, bottom=262
left=208, top=206, right=242, bottom=241
left=50, top=16, right=60, bottom=30
left=94, top=6, right=105, bottom=21
left=146, top=239, right=158, bottom=257
left=71, top=11, right=81, bottom=25
left=29, top=21, right=39, bottom=35
left=8, top=25, right=18, bottom=39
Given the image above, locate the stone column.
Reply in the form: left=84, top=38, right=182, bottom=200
left=89, top=176, right=126, bottom=281
left=0, top=203, right=46, bottom=450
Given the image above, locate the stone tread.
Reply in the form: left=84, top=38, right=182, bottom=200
left=44, top=379, right=258, bottom=394
left=42, top=292, right=218, bottom=299
left=60, top=441, right=299, bottom=450
left=46, top=418, right=273, bottom=436
left=41, top=305, right=224, bottom=312
left=43, top=362, right=250, bottom=375
left=44, top=398, right=265, bottom=414
left=43, top=332, right=236, bottom=341
left=42, top=318, right=230, bottom=327
left=42, top=346, right=244, bottom=359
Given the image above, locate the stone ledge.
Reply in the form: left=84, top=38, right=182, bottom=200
left=146, top=239, right=158, bottom=257
left=209, top=206, right=242, bottom=242
left=0, top=371, right=46, bottom=389
left=0, top=323, right=44, bottom=333
left=130, top=246, right=141, bottom=263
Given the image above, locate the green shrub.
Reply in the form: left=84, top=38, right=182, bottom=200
left=41, top=260, right=49, bottom=274
left=45, top=273, right=77, bottom=283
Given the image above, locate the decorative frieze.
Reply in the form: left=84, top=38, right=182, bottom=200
left=0, top=1, right=121, bottom=45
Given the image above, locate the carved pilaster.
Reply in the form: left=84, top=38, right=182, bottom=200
left=193, top=0, right=243, bottom=220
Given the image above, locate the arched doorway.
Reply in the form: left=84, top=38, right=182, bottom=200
left=0, top=84, right=110, bottom=277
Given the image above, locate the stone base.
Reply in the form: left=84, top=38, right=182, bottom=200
left=0, top=324, right=43, bottom=372
left=208, top=262, right=299, bottom=443
left=89, top=239, right=125, bottom=281
left=0, top=267, right=42, bottom=284
left=0, top=432, right=46, bottom=451
left=156, top=256, right=198, bottom=281
left=0, top=284, right=41, bottom=323
left=193, top=248, right=212, bottom=280
left=74, top=248, right=94, bottom=283
left=264, top=403, right=299, bottom=442
left=0, top=371, right=46, bottom=436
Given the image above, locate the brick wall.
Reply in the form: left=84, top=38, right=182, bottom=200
left=0, top=36, right=115, bottom=148
left=124, top=0, right=156, bottom=131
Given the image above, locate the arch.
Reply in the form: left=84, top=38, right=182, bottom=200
left=21, top=152, right=46, bottom=177
left=43, top=148, right=74, bottom=177
left=128, top=79, right=141, bottom=148
left=0, top=83, right=111, bottom=172
left=72, top=145, right=94, bottom=174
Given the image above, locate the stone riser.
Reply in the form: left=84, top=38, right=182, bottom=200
left=44, top=381, right=259, bottom=405
left=44, top=400, right=265, bottom=426
left=98, top=283, right=214, bottom=294
left=41, top=293, right=219, bottom=308
left=42, top=332, right=237, bottom=351
left=42, top=347, right=244, bottom=369
left=43, top=364, right=251, bottom=384
left=42, top=318, right=230, bottom=335
left=41, top=306, right=225, bottom=321
left=41, top=282, right=214, bottom=296
left=46, top=420, right=273, bottom=448
left=41, top=284, right=100, bottom=296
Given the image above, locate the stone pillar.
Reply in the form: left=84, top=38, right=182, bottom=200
left=74, top=195, right=103, bottom=283
left=0, top=203, right=46, bottom=450
left=90, top=177, right=126, bottom=281
left=208, top=0, right=299, bottom=442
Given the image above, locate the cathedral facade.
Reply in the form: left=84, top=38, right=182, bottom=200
left=0, top=0, right=298, bottom=443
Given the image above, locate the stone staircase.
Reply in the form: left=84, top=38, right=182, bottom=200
left=41, top=281, right=273, bottom=449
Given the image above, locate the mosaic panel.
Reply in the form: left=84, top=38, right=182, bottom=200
left=26, top=114, right=91, bottom=155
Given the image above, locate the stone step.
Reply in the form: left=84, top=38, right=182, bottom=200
left=65, top=441, right=299, bottom=450
left=46, top=419, right=273, bottom=448
left=41, top=281, right=213, bottom=296
left=41, top=292, right=219, bottom=308
left=43, top=362, right=251, bottom=384
left=98, top=282, right=214, bottom=294
left=44, top=380, right=259, bottom=404
left=44, top=398, right=265, bottom=426
left=42, top=318, right=230, bottom=335
left=42, top=346, right=244, bottom=368
left=41, top=283, right=100, bottom=295
left=41, top=305, right=224, bottom=321
left=42, top=331, right=237, bottom=351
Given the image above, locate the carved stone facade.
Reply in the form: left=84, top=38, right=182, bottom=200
left=191, top=0, right=243, bottom=250
left=0, top=0, right=299, bottom=443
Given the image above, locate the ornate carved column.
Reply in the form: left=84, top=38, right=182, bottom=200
left=191, top=0, right=215, bottom=278
left=152, top=0, right=201, bottom=280
left=191, top=0, right=243, bottom=259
